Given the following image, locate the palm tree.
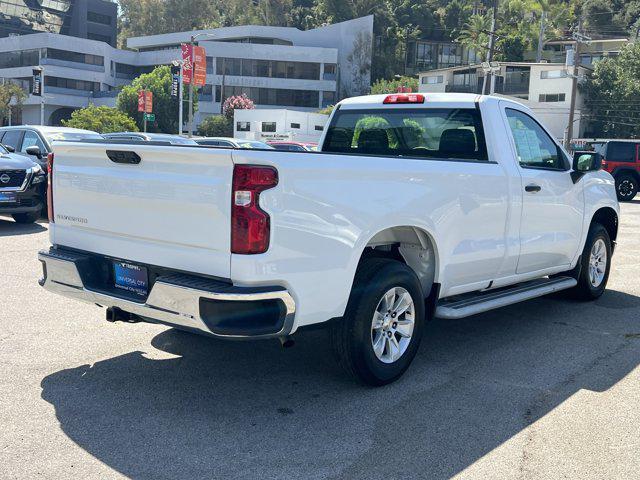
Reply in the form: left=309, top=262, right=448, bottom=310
left=457, top=14, right=491, bottom=61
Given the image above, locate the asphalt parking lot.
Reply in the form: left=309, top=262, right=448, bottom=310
left=1, top=203, right=640, bottom=480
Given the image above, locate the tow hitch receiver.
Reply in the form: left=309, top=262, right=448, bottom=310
left=106, top=307, right=142, bottom=323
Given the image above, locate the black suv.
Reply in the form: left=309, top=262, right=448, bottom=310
left=0, top=145, right=46, bottom=224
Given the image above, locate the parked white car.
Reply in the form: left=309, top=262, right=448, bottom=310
left=38, top=93, right=619, bottom=385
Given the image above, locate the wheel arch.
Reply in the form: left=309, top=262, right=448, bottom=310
left=591, top=206, right=619, bottom=247
left=356, top=225, right=440, bottom=299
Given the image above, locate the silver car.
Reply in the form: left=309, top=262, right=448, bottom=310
left=102, top=132, right=199, bottom=145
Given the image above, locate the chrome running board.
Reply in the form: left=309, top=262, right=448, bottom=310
left=435, top=276, right=577, bottom=319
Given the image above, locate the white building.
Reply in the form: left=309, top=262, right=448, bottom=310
left=234, top=109, right=329, bottom=143
left=0, top=16, right=373, bottom=128
left=418, top=62, right=591, bottom=140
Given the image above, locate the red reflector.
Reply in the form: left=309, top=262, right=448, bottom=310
left=231, top=165, right=278, bottom=254
left=383, top=94, right=425, bottom=104
left=46, top=153, right=54, bottom=223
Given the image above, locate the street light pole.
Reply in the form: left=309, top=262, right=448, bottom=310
left=188, top=36, right=195, bottom=137
left=178, top=61, right=184, bottom=135
left=39, top=66, right=45, bottom=126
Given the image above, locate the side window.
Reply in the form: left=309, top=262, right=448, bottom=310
left=505, top=109, right=566, bottom=170
left=2, top=130, right=23, bottom=151
left=20, top=131, right=46, bottom=153
left=606, top=142, right=636, bottom=163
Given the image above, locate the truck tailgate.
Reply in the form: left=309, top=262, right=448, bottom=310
left=50, top=142, right=233, bottom=279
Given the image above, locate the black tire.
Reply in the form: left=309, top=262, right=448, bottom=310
left=615, top=174, right=638, bottom=202
left=331, top=258, right=425, bottom=386
left=571, top=223, right=612, bottom=300
left=12, top=211, right=39, bottom=224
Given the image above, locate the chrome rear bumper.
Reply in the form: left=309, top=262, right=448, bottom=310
left=38, top=248, right=296, bottom=339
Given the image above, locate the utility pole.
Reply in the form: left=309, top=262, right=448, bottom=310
left=566, top=21, right=590, bottom=148
left=482, top=0, right=499, bottom=95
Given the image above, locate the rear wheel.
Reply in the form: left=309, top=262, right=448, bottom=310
left=12, top=211, right=39, bottom=224
left=615, top=174, right=638, bottom=201
left=571, top=223, right=612, bottom=300
left=331, top=258, right=425, bottom=386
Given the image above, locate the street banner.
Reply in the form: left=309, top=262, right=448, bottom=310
left=137, top=90, right=145, bottom=112
left=144, top=91, right=153, bottom=113
left=32, top=69, right=42, bottom=96
left=181, top=43, right=193, bottom=84
left=170, top=65, right=180, bottom=97
left=193, top=46, right=207, bottom=87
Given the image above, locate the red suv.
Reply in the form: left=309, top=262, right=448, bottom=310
left=597, top=140, right=640, bottom=201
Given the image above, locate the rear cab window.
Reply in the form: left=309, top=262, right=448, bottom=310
left=323, top=107, right=488, bottom=161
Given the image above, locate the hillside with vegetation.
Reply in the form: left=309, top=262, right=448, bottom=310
left=118, top=0, right=640, bottom=80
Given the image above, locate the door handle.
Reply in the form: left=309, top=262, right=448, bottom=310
left=525, top=184, right=541, bottom=193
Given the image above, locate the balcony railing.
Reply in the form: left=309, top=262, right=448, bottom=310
left=445, top=83, right=481, bottom=94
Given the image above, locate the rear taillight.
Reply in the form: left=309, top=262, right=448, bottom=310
left=383, top=94, right=425, bottom=104
left=47, top=153, right=54, bottom=222
left=231, top=165, right=278, bottom=254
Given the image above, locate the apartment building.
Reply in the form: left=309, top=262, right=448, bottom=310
left=418, top=62, right=591, bottom=139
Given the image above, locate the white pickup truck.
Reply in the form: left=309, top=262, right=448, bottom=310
left=38, top=93, right=619, bottom=385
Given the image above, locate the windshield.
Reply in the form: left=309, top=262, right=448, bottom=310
left=323, top=108, right=488, bottom=161
left=45, top=131, right=103, bottom=142
left=238, top=141, right=274, bottom=149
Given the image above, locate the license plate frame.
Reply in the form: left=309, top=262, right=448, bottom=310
left=113, top=261, right=149, bottom=296
left=0, top=192, right=17, bottom=203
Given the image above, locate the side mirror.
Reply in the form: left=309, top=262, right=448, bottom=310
left=571, top=151, right=601, bottom=183
left=25, top=145, right=42, bottom=158
left=3, top=144, right=15, bottom=153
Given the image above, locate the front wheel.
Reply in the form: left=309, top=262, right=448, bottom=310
left=331, top=258, right=425, bottom=386
left=616, top=174, right=638, bottom=202
left=571, top=223, right=612, bottom=300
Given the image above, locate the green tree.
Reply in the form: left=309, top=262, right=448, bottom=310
left=583, top=42, right=640, bottom=138
left=442, top=0, right=473, bottom=37
left=62, top=105, right=139, bottom=133
left=117, top=65, right=196, bottom=134
left=197, top=115, right=233, bottom=137
left=118, top=0, right=222, bottom=45
left=370, top=76, right=418, bottom=94
left=457, top=14, right=491, bottom=61
left=0, top=82, right=26, bottom=125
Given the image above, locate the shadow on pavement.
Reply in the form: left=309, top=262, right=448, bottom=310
left=0, top=217, right=47, bottom=237
left=41, top=289, right=640, bottom=480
